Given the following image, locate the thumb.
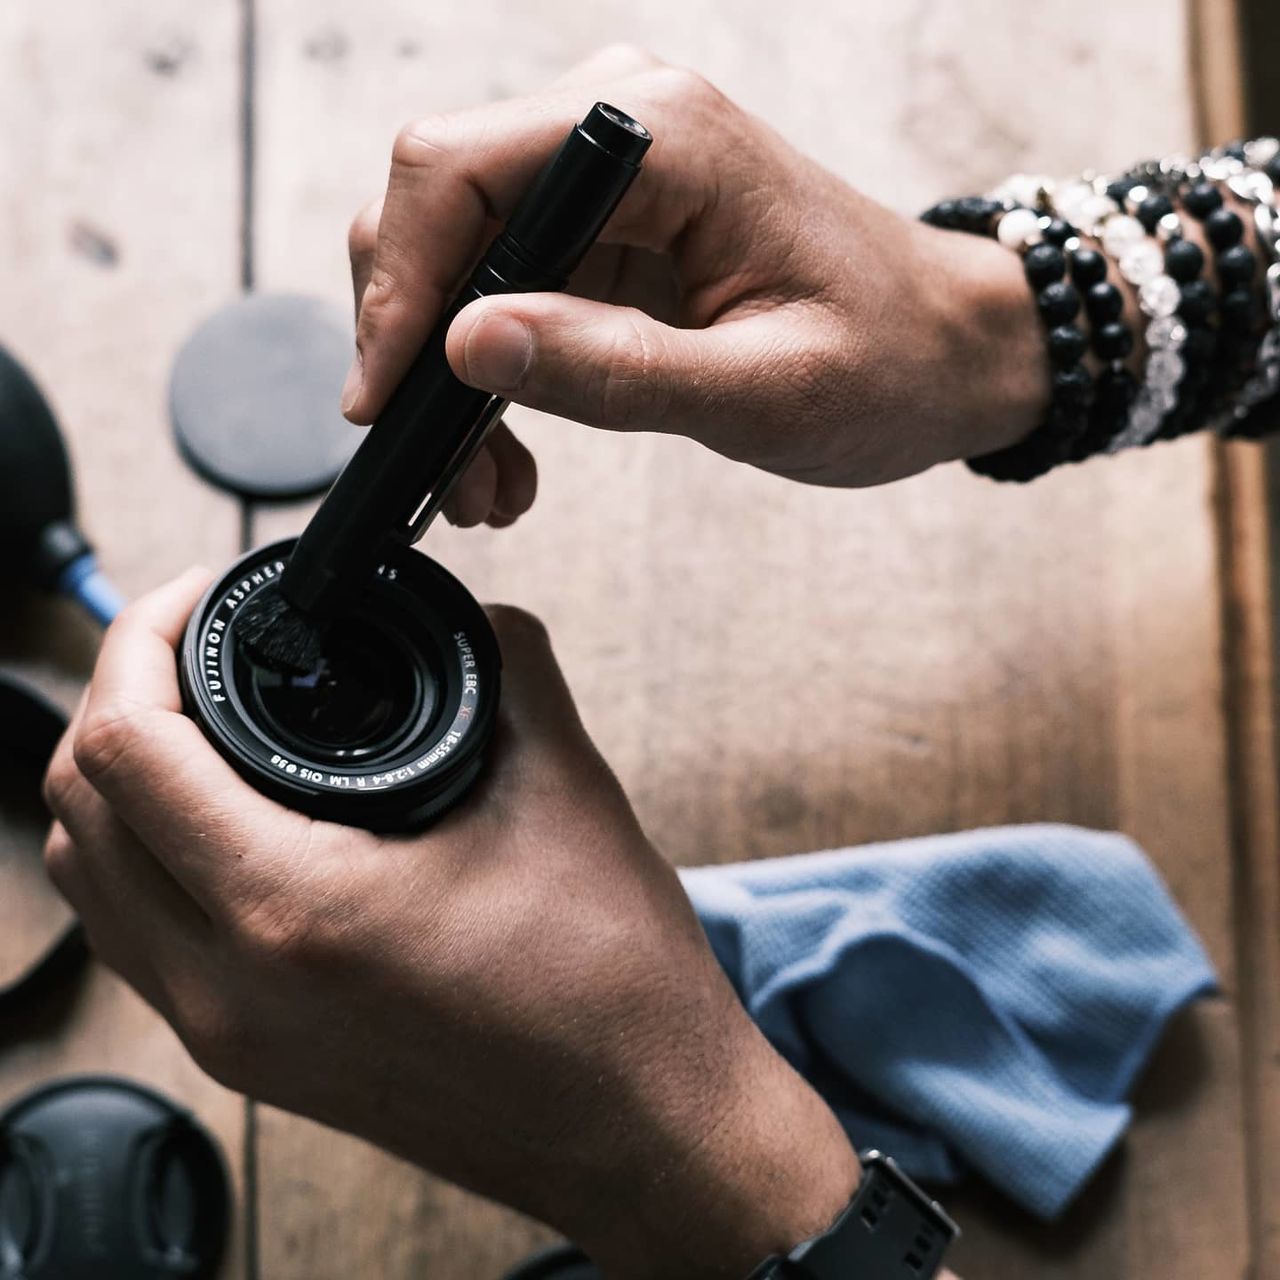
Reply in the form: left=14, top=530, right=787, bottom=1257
left=447, top=292, right=736, bottom=434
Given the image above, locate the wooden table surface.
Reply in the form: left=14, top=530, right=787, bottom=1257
left=3, top=2, right=1279, bottom=1276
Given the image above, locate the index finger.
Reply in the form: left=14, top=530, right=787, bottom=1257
left=71, top=568, right=311, bottom=911
left=344, top=63, right=721, bottom=425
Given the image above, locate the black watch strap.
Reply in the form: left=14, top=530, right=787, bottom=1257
left=748, top=1151, right=959, bottom=1280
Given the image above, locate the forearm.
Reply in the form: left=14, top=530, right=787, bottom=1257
left=576, top=1027, right=971, bottom=1280
left=565, top=1022, right=862, bottom=1280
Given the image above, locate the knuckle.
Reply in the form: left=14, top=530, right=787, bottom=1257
left=598, top=311, right=670, bottom=425
left=41, top=754, right=78, bottom=818
left=352, top=273, right=400, bottom=348
left=646, top=65, right=723, bottom=112
left=74, top=701, right=145, bottom=785
left=347, top=200, right=381, bottom=257
left=593, top=42, right=663, bottom=74
left=392, top=113, right=453, bottom=169
left=174, top=992, right=255, bottom=1087
left=486, top=604, right=550, bottom=649
left=228, top=891, right=320, bottom=967
left=354, top=255, right=414, bottom=335
left=42, top=828, right=77, bottom=891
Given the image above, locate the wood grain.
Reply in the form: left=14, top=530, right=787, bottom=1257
left=1191, top=2, right=1280, bottom=1275
left=0, top=3, right=1263, bottom=1277
left=248, top=1, right=1256, bottom=1277
left=0, top=5, right=247, bottom=1275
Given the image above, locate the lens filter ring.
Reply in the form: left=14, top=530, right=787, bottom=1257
left=180, top=539, right=500, bottom=831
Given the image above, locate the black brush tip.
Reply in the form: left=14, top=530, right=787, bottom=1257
left=233, top=582, right=325, bottom=675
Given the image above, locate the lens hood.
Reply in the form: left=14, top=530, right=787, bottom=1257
left=180, top=539, right=499, bottom=831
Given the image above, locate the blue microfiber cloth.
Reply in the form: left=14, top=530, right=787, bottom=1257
left=678, top=824, right=1217, bottom=1221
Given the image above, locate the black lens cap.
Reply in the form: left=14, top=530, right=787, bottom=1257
left=0, top=1076, right=229, bottom=1279
left=170, top=292, right=358, bottom=500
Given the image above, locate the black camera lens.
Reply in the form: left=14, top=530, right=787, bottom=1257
left=180, top=539, right=499, bottom=831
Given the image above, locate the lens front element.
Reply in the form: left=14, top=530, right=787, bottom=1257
left=249, top=617, right=430, bottom=764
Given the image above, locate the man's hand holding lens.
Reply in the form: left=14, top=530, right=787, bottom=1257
left=43, top=571, right=862, bottom=1279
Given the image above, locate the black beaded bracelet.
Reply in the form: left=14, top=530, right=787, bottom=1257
left=1086, top=170, right=1222, bottom=444
left=921, top=200, right=1093, bottom=481
left=1121, top=142, right=1280, bottom=423
left=1047, top=176, right=1195, bottom=453
left=1146, top=208, right=1215, bottom=443
left=1178, top=179, right=1261, bottom=420
left=1068, top=247, right=1136, bottom=459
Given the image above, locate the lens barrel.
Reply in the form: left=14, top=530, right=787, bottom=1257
left=181, top=539, right=500, bottom=831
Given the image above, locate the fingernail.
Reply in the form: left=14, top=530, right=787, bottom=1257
left=466, top=314, right=532, bottom=393
left=340, top=352, right=363, bottom=414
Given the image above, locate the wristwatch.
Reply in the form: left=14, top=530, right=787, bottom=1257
left=747, top=1150, right=959, bottom=1279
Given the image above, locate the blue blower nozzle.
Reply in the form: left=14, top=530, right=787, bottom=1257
left=0, top=344, right=123, bottom=627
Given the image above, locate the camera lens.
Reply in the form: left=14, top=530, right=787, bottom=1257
left=180, top=539, right=500, bottom=831
left=250, top=618, right=429, bottom=763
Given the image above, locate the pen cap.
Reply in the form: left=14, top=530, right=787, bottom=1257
left=501, top=103, right=651, bottom=284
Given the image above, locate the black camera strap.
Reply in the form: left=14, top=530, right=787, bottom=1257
left=0, top=672, right=88, bottom=1029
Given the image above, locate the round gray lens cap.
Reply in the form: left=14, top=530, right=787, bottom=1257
left=170, top=293, right=358, bottom=499
left=0, top=1075, right=230, bottom=1279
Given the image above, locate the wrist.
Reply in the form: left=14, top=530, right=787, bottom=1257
left=915, top=220, right=1051, bottom=464
left=575, top=1021, right=860, bottom=1280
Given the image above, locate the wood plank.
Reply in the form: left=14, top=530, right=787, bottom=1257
left=251, top=1, right=1252, bottom=1275
left=1217, top=439, right=1280, bottom=1279
left=1237, top=0, right=1280, bottom=134
left=1192, top=1, right=1280, bottom=1274
left=0, top=5, right=248, bottom=1276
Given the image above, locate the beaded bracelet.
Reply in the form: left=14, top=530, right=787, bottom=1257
left=924, top=138, right=1280, bottom=481
left=1069, top=243, right=1138, bottom=460
left=1125, top=142, right=1278, bottom=431
left=1096, top=165, right=1224, bottom=439
left=1129, top=190, right=1217, bottom=444
left=1195, top=139, right=1280, bottom=432
left=1178, top=178, right=1259, bottom=419
left=921, top=196, right=1092, bottom=480
left=1052, top=178, right=1192, bottom=452
left=1152, top=222, right=1215, bottom=440
left=1233, top=190, right=1280, bottom=433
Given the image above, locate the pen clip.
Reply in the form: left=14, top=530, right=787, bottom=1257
left=404, top=394, right=508, bottom=543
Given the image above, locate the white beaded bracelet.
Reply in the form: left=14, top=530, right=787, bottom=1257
left=1199, top=140, right=1280, bottom=424
left=1050, top=180, right=1189, bottom=452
